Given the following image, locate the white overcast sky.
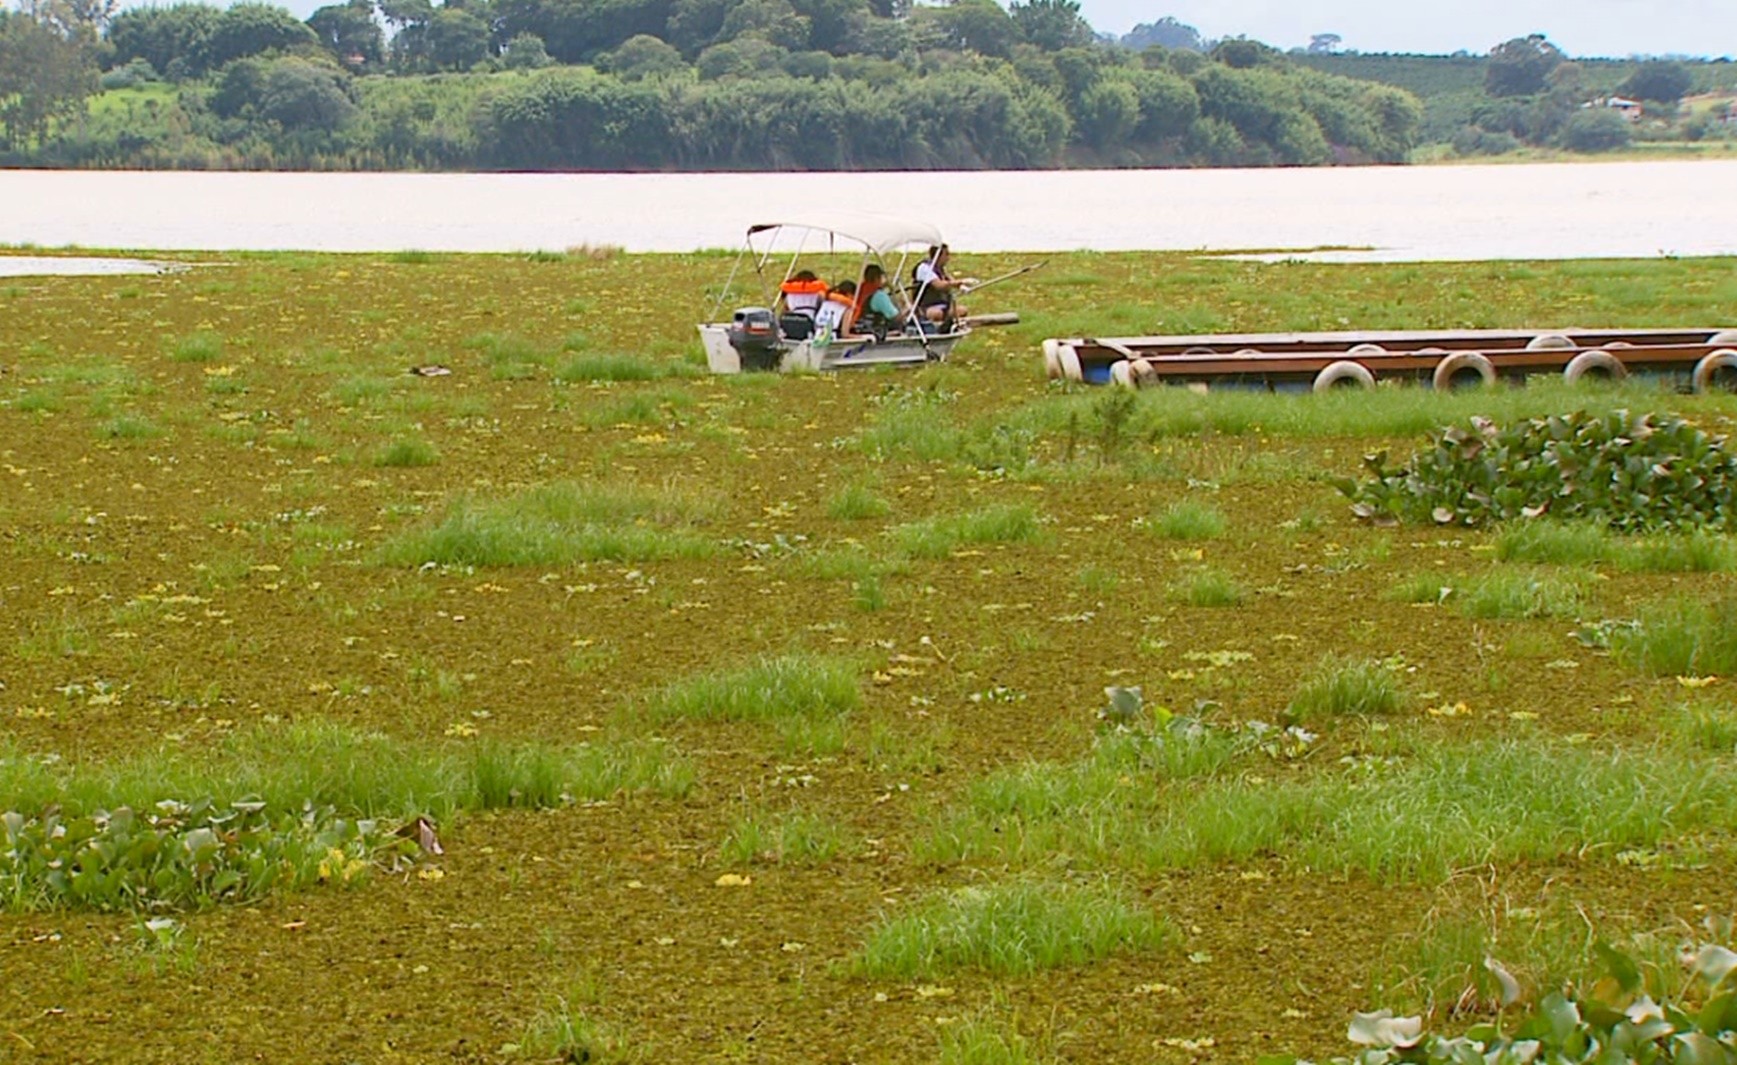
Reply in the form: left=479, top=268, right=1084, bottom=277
left=1082, top=0, right=1737, bottom=58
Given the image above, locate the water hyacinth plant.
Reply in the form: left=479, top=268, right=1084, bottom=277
left=1341, top=410, right=1737, bottom=531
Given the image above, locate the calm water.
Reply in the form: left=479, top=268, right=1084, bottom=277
left=4, top=162, right=1736, bottom=263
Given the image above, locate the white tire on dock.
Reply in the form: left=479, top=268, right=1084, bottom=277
left=1059, top=346, right=1084, bottom=383
left=1042, top=339, right=1062, bottom=379
left=1431, top=351, right=1497, bottom=391
left=1183, top=345, right=1217, bottom=355
left=1562, top=349, right=1628, bottom=385
left=1527, top=333, right=1575, bottom=351
left=1692, top=349, right=1737, bottom=393
left=1313, top=360, right=1375, bottom=392
left=1600, top=340, right=1634, bottom=349
left=1109, top=360, right=1136, bottom=389
left=1710, top=330, right=1737, bottom=347
left=1347, top=343, right=1387, bottom=357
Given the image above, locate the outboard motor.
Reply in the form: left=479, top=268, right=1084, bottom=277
left=727, top=307, right=784, bottom=371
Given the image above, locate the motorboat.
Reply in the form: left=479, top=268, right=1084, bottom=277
left=698, top=212, right=973, bottom=374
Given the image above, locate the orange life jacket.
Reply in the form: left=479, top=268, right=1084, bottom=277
left=780, top=278, right=827, bottom=296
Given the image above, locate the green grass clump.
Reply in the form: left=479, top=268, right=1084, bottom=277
left=921, top=739, right=1737, bottom=883
left=825, top=482, right=891, bottom=521
left=1388, top=572, right=1454, bottom=604
left=373, top=437, right=440, bottom=467
left=1616, top=531, right=1737, bottom=573
left=1613, top=597, right=1737, bottom=676
left=1148, top=499, right=1227, bottom=540
left=1494, top=522, right=1613, bottom=566
left=889, top=504, right=1042, bottom=559
left=1455, top=569, right=1586, bottom=619
left=1287, top=654, right=1408, bottom=719
left=0, top=720, right=693, bottom=822
left=98, top=414, right=163, bottom=440
left=642, top=653, right=860, bottom=725
left=853, top=880, right=1172, bottom=979
left=719, top=808, right=844, bottom=865
left=553, top=353, right=667, bottom=382
left=1168, top=567, right=1244, bottom=607
left=377, top=480, right=719, bottom=566
left=939, top=1012, right=1054, bottom=1065
left=171, top=331, right=223, bottom=363
left=1669, top=699, right=1737, bottom=754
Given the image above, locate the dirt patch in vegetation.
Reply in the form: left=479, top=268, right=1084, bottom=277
left=2, top=249, right=1737, bottom=1062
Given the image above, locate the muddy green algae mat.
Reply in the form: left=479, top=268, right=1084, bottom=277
left=3, top=249, right=1737, bottom=1063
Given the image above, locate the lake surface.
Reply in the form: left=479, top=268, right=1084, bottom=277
left=4, top=162, right=1736, bottom=262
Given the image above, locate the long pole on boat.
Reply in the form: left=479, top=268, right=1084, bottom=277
left=962, top=259, right=1048, bottom=294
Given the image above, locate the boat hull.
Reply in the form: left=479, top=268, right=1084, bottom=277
left=700, top=324, right=963, bottom=374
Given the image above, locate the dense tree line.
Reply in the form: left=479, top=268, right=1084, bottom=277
left=2, top=0, right=1430, bottom=170
left=1297, top=45, right=1737, bottom=154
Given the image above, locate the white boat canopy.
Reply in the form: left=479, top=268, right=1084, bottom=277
left=745, top=212, right=945, bottom=257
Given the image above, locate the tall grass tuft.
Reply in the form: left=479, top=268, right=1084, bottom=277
left=1455, top=569, right=1585, bottom=619
left=171, top=331, right=223, bottom=363
left=852, top=880, right=1173, bottom=979
left=939, top=1011, right=1054, bottom=1065
left=1613, top=597, right=1737, bottom=676
left=0, top=721, right=694, bottom=822
left=719, top=808, right=844, bottom=865
left=1388, top=573, right=1453, bottom=604
left=1493, top=522, right=1612, bottom=566
left=1148, top=500, right=1227, bottom=541
left=1168, top=567, right=1244, bottom=607
left=554, top=353, right=667, bottom=383
left=826, top=481, right=891, bottom=521
left=889, top=504, right=1043, bottom=560
left=1617, top=531, right=1737, bottom=574
left=373, top=437, right=440, bottom=468
left=1288, top=654, right=1408, bottom=719
left=919, top=738, right=1737, bottom=883
left=641, top=654, right=860, bottom=725
left=377, top=480, right=720, bottom=566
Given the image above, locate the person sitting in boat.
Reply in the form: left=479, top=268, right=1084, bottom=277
left=911, top=244, right=976, bottom=329
left=777, top=270, right=827, bottom=319
left=814, top=280, right=857, bottom=339
left=853, top=264, right=903, bottom=338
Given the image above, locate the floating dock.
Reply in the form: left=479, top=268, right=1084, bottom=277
left=1042, top=328, right=1737, bottom=392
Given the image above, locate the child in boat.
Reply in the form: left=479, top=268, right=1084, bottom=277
left=853, top=265, right=903, bottom=336
left=777, top=270, right=827, bottom=319
left=814, top=280, right=857, bottom=339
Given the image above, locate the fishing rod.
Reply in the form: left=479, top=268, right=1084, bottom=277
left=962, top=259, right=1048, bottom=294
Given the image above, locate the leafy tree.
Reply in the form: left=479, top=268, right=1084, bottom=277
left=1127, top=65, right=1196, bottom=139
left=256, top=56, right=356, bottom=129
left=1558, top=107, right=1630, bottom=152
left=106, top=4, right=220, bottom=78
left=1307, top=33, right=1340, bottom=55
left=718, top=0, right=809, bottom=50
left=0, top=7, right=96, bottom=149
left=1210, top=37, right=1277, bottom=69
left=307, top=0, right=383, bottom=67
left=1008, top=0, right=1089, bottom=52
left=1620, top=60, right=1692, bottom=105
left=921, top=0, right=1018, bottom=59
left=501, top=31, right=554, bottom=68
left=1119, top=16, right=1199, bottom=52
left=603, top=33, right=684, bottom=79
left=780, top=49, right=831, bottom=78
left=484, top=67, right=670, bottom=166
left=696, top=34, right=786, bottom=78
left=203, top=3, right=320, bottom=69
left=1074, top=75, right=1137, bottom=149
left=1484, top=33, right=1562, bottom=97
left=665, top=0, right=729, bottom=55
left=789, top=0, right=865, bottom=55
left=491, top=0, right=674, bottom=63
left=424, top=7, right=491, bottom=69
